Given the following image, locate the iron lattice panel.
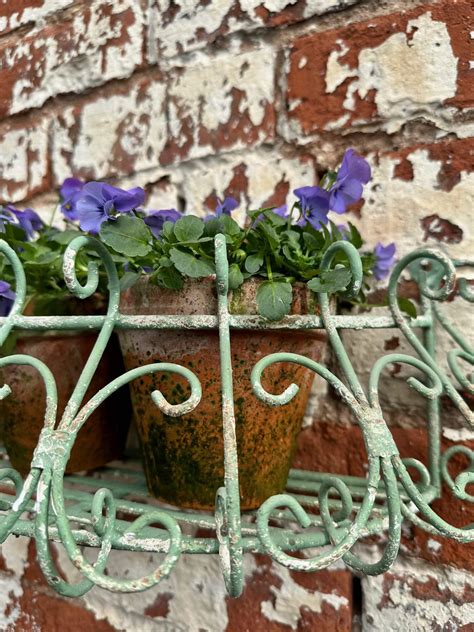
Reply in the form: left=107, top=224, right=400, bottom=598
left=0, top=235, right=472, bottom=597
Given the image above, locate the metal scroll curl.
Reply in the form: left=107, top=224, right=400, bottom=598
left=252, top=352, right=445, bottom=574
left=0, top=236, right=202, bottom=595
left=390, top=249, right=473, bottom=426
left=252, top=242, right=473, bottom=574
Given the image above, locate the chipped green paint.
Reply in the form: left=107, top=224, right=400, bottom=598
left=0, top=235, right=473, bottom=597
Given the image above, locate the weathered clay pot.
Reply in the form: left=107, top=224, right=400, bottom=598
left=119, top=277, right=327, bottom=510
left=0, top=332, right=131, bottom=475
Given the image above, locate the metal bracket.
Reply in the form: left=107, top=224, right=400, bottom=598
left=0, top=235, right=472, bottom=597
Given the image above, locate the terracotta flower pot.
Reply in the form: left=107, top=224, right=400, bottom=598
left=0, top=332, right=131, bottom=475
left=119, top=277, right=327, bottom=510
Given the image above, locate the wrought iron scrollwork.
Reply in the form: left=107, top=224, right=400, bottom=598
left=0, top=235, right=472, bottom=596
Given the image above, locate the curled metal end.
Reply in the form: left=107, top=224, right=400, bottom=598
left=91, top=487, right=116, bottom=538
left=320, top=241, right=364, bottom=299
left=319, top=477, right=354, bottom=526
left=252, top=379, right=299, bottom=407
left=406, top=376, right=443, bottom=400
left=441, top=446, right=474, bottom=502
left=63, top=240, right=100, bottom=299
left=251, top=355, right=301, bottom=407
left=258, top=494, right=311, bottom=530
left=151, top=388, right=201, bottom=417
left=447, top=349, right=474, bottom=394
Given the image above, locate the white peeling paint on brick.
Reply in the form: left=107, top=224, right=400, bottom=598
left=151, top=0, right=360, bottom=60
left=55, top=544, right=258, bottom=632
left=166, top=149, right=314, bottom=225
left=324, top=12, right=460, bottom=134
left=1, top=536, right=29, bottom=578
left=0, top=121, right=49, bottom=202
left=52, top=80, right=167, bottom=182
left=442, top=427, right=474, bottom=443
left=0, top=537, right=29, bottom=630
left=167, top=46, right=275, bottom=159
left=362, top=557, right=474, bottom=630
left=0, top=574, right=23, bottom=630
left=354, top=149, right=473, bottom=258
left=260, top=563, right=348, bottom=629
left=7, top=0, right=144, bottom=116
left=0, top=1, right=73, bottom=36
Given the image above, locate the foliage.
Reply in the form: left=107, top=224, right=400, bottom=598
left=0, top=149, right=403, bottom=321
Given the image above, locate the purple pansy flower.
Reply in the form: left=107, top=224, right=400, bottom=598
left=329, top=149, right=371, bottom=214
left=373, top=242, right=396, bottom=280
left=75, top=182, right=145, bottom=233
left=215, top=196, right=238, bottom=217
left=0, top=281, right=16, bottom=317
left=294, top=186, right=331, bottom=229
left=6, top=205, right=43, bottom=239
left=60, top=178, right=84, bottom=220
left=144, top=208, right=182, bottom=238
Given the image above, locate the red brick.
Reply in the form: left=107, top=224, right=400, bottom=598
left=284, top=1, right=471, bottom=137
left=6, top=585, right=118, bottom=632
left=0, top=0, right=144, bottom=118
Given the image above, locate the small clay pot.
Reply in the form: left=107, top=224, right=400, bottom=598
left=0, top=332, right=131, bottom=475
left=119, top=277, right=327, bottom=510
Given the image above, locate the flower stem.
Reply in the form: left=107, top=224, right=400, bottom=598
left=266, top=256, right=273, bottom=281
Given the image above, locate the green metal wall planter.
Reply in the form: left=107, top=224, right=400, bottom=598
left=0, top=234, right=472, bottom=597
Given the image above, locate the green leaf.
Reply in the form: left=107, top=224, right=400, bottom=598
left=398, top=297, right=417, bottom=319
left=228, top=263, right=244, bottom=290
left=174, top=216, right=204, bottom=242
left=162, top=221, right=176, bottom=241
left=219, top=215, right=241, bottom=238
left=100, top=215, right=151, bottom=257
left=155, top=265, right=184, bottom=290
left=49, top=229, right=82, bottom=245
left=23, top=252, right=60, bottom=266
left=348, top=222, right=363, bottom=249
left=258, top=222, right=279, bottom=250
left=308, top=268, right=352, bottom=293
left=256, top=280, right=292, bottom=321
left=120, top=271, right=141, bottom=291
left=169, top=248, right=215, bottom=278
left=245, top=253, right=264, bottom=274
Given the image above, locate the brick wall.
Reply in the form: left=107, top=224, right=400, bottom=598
left=0, top=0, right=473, bottom=630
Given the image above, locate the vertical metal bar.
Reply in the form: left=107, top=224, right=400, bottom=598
left=423, top=298, right=441, bottom=495
left=214, top=234, right=243, bottom=597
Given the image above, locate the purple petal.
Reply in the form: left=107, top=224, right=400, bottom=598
left=329, top=191, right=347, bottom=214
left=111, top=187, right=146, bottom=213
left=60, top=177, right=84, bottom=200
left=338, top=148, right=371, bottom=184
left=144, top=209, right=182, bottom=237
left=215, top=196, right=238, bottom=217
left=375, top=242, right=396, bottom=260
left=81, top=182, right=107, bottom=204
